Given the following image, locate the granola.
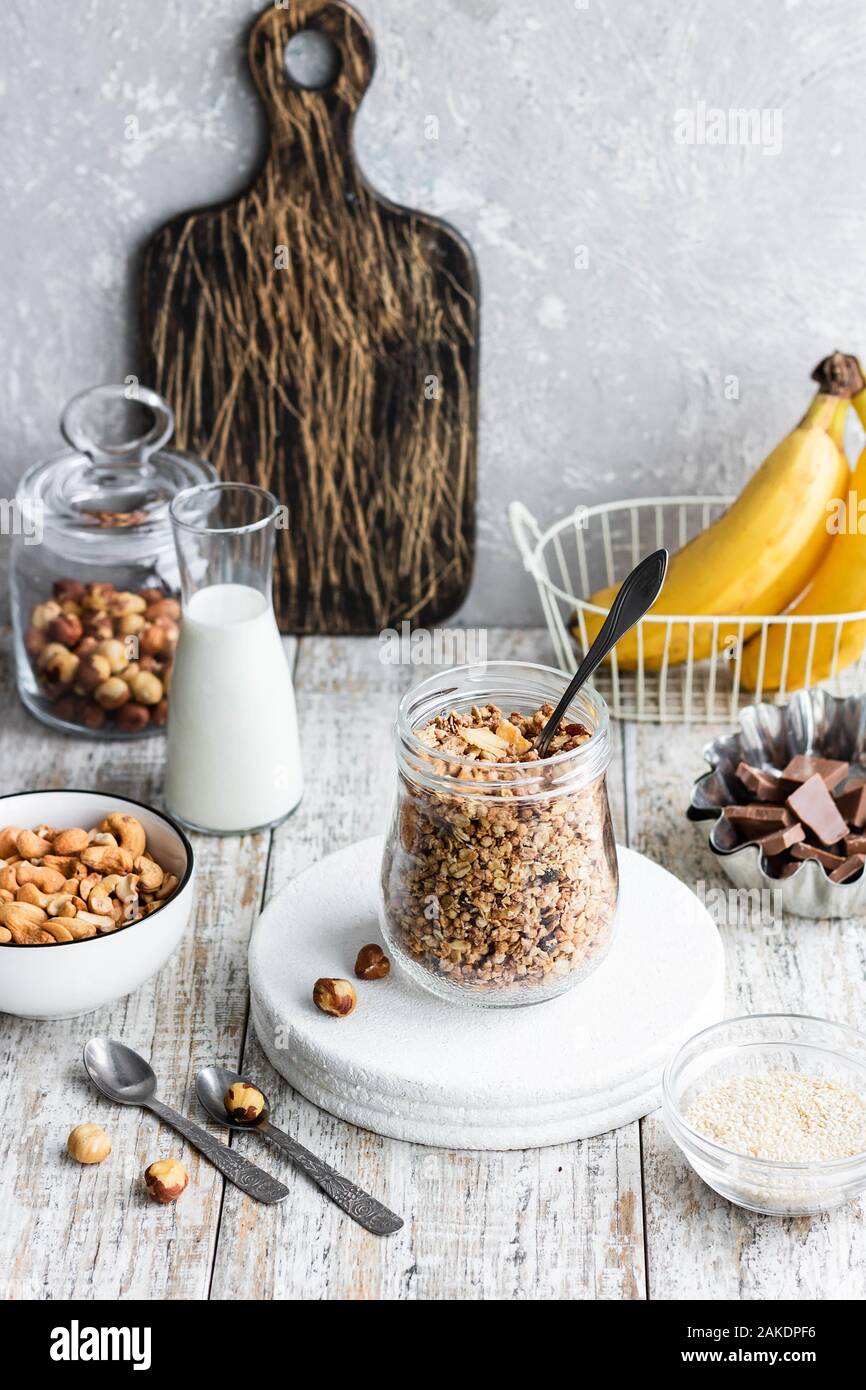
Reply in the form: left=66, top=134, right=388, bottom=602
left=381, top=702, right=618, bottom=1000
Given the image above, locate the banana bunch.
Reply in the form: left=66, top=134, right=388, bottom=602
left=740, top=375, right=866, bottom=690
left=575, top=354, right=865, bottom=685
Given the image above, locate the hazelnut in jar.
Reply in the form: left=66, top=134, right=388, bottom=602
left=9, top=384, right=214, bottom=738
left=379, top=662, right=619, bottom=1007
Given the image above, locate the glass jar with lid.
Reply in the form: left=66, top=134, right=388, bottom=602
left=379, top=661, right=620, bottom=1007
left=10, top=384, right=216, bottom=738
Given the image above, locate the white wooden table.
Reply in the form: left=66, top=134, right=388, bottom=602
left=2, top=629, right=865, bottom=1301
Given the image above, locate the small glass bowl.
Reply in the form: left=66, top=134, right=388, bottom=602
left=662, top=1014, right=866, bottom=1216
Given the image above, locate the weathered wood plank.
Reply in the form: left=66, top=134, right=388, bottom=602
left=625, top=720, right=866, bottom=1300
left=0, top=641, right=292, bottom=1299
left=209, top=630, right=645, bottom=1300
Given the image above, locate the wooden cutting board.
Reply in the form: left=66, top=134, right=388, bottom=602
left=140, top=0, right=479, bottom=634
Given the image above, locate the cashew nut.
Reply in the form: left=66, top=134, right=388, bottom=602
left=0, top=926, right=10, bottom=943
left=0, top=866, right=19, bottom=894
left=78, top=873, right=101, bottom=902
left=0, top=901, right=47, bottom=928
left=0, top=889, right=13, bottom=904
left=42, top=919, right=74, bottom=943
left=87, top=830, right=117, bottom=847
left=81, top=846, right=134, bottom=875
left=87, top=882, right=114, bottom=916
left=52, top=828, right=89, bottom=856
left=7, top=919, right=54, bottom=945
left=134, top=856, right=164, bottom=892
left=16, top=882, right=48, bottom=908
left=64, top=918, right=97, bottom=940
left=16, top=829, right=52, bottom=859
left=45, top=894, right=78, bottom=917
left=114, top=873, right=139, bottom=902
left=154, top=873, right=179, bottom=901
left=40, top=855, right=81, bottom=876
left=98, top=814, right=147, bottom=859
left=15, top=864, right=66, bottom=893
left=0, top=828, right=20, bottom=858
left=75, top=910, right=117, bottom=931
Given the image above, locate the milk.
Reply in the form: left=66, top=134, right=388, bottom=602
left=165, top=583, right=303, bottom=833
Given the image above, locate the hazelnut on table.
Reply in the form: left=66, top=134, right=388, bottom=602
left=67, top=1122, right=112, bottom=1165
left=144, top=1158, right=189, bottom=1204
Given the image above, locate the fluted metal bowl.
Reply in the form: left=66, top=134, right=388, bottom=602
left=687, top=689, right=866, bottom=918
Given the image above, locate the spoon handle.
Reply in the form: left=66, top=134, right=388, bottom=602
left=146, top=1099, right=289, bottom=1205
left=261, top=1121, right=403, bottom=1235
left=535, top=547, right=668, bottom=757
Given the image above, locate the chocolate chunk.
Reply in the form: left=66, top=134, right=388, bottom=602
left=785, top=774, right=849, bottom=846
left=723, top=804, right=793, bottom=839
left=829, top=854, right=866, bottom=883
left=835, top=783, right=866, bottom=828
left=759, top=823, right=806, bottom=855
left=791, top=842, right=846, bottom=870
left=777, top=862, right=801, bottom=879
left=735, top=762, right=787, bottom=802
left=845, top=834, right=866, bottom=855
left=781, top=754, right=849, bottom=791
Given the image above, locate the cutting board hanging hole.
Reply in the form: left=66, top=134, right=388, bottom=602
left=284, top=28, right=342, bottom=90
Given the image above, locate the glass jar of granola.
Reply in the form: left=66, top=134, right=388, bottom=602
left=380, top=661, right=619, bottom=1007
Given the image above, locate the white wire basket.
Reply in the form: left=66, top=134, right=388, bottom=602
left=509, top=496, right=866, bottom=723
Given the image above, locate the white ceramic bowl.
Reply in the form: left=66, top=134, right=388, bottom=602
left=0, top=789, right=194, bottom=1019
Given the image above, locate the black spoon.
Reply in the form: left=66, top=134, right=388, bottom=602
left=535, top=548, right=669, bottom=758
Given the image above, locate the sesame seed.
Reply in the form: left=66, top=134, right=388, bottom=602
left=685, top=1071, right=866, bottom=1163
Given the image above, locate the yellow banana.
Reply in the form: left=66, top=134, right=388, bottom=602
left=576, top=387, right=850, bottom=670
left=741, top=380, right=866, bottom=692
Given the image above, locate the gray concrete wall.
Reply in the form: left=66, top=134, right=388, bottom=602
left=3, top=0, right=866, bottom=624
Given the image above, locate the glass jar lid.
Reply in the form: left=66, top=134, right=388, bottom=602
left=16, top=384, right=215, bottom=543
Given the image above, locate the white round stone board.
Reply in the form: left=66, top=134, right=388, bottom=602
left=249, top=836, right=725, bottom=1149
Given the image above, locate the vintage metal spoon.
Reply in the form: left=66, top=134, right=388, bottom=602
left=83, top=1038, right=289, bottom=1205
left=535, top=548, right=669, bottom=758
left=196, top=1065, right=403, bottom=1236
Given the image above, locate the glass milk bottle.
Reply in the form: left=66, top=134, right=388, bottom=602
left=165, top=483, right=303, bottom=834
